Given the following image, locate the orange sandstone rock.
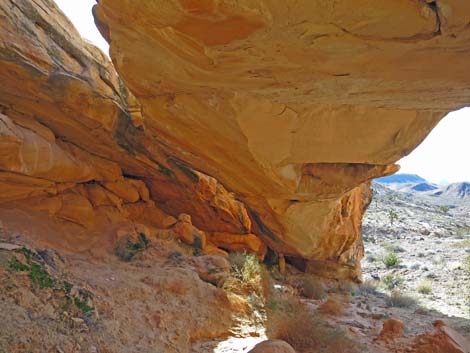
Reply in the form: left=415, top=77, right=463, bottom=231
left=410, top=321, right=470, bottom=353
left=172, top=214, right=207, bottom=248
left=210, top=232, right=267, bottom=258
left=92, top=0, right=470, bottom=268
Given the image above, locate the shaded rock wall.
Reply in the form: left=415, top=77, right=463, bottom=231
left=1, top=0, right=469, bottom=278
left=0, top=0, right=249, bottom=251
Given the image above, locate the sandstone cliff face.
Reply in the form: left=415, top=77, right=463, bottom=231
left=0, top=0, right=249, bottom=251
left=1, top=0, right=469, bottom=277
left=93, top=1, right=469, bottom=271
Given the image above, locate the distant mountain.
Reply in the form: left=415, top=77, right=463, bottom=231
left=376, top=173, right=427, bottom=184
left=438, top=182, right=470, bottom=200
left=410, top=182, right=439, bottom=192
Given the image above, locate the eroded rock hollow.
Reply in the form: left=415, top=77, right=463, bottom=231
left=1, top=0, right=469, bottom=279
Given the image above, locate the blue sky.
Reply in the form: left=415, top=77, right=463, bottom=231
left=54, top=1, right=470, bottom=185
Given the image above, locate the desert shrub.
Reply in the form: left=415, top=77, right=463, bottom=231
left=386, top=290, right=416, bottom=308
left=357, top=280, right=378, bottom=295
left=381, top=274, right=403, bottom=290
left=439, top=205, right=450, bottom=214
left=382, top=252, right=400, bottom=268
left=114, top=233, right=148, bottom=261
left=301, top=276, right=326, bottom=300
left=318, top=298, right=344, bottom=316
left=224, top=252, right=263, bottom=296
left=266, top=296, right=360, bottom=352
left=417, top=280, right=433, bottom=295
left=388, top=210, right=398, bottom=225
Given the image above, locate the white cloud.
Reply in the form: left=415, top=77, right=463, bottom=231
left=399, top=107, right=470, bottom=184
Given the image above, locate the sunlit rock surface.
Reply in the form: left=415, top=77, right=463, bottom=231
left=1, top=0, right=470, bottom=277
left=0, top=0, right=249, bottom=252
left=92, top=0, right=470, bottom=273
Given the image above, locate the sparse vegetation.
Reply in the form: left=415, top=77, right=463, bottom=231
left=388, top=210, right=398, bottom=226
left=224, top=252, right=263, bottom=296
left=114, top=233, right=149, bottom=261
left=8, top=256, right=29, bottom=272
left=318, top=298, right=344, bottom=316
left=357, top=280, right=378, bottom=295
left=266, top=295, right=361, bottom=352
left=439, top=205, right=450, bottom=214
left=6, top=247, right=95, bottom=318
left=417, top=280, right=433, bottom=295
left=73, top=289, right=94, bottom=315
left=381, top=274, right=403, bottom=290
left=8, top=248, right=55, bottom=289
left=386, top=290, right=416, bottom=308
left=382, top=252, right=400, bottom=268
left=28, top=263, right=54, bottom=289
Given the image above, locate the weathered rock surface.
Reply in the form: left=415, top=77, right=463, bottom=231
left=92, top=0, right=470, bottom=273
left=1, top=0, right=470, bottom=276
left=411, top=321, right=470, bottom=353
left=0, top=0, right=250, bottom=253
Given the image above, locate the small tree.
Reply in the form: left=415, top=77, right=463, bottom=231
left=388, top=210, right=398, bottom=226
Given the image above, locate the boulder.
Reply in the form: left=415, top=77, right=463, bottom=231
left=248, top=340, right=296, bottom=353
left=410, top=321, right=470, bottom=353
left=192, top=255, right=231, bottom=286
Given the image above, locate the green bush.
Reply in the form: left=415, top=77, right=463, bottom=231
left=381, top=274, right=403, bottom=290
left=439, top=205, right=450, bottom=214
left=382, top=252, right=400, bottom=268
left=388, top=210, right=398, bottom=225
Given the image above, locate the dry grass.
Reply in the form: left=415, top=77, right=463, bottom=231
left=301, top=276, right=326, bottom=300
left=224, top=252, right=264, bottom=296
left=318, top=298, right=344, bottom=316
left=386, top=290, right=417, bottom=308
left=357, top=280, right=378, bottom=295
left=417, top=280, right=433, bottom=295
left=266, top=296, right=360, bottom=352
